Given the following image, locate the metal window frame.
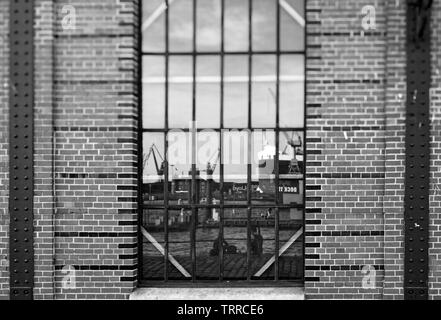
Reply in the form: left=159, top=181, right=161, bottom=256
left=138, top=0, right=307, bottom=285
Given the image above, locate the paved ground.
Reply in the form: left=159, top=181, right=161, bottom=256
left=130, top=287, right=305, bottom=300
left=143, top=253, right=303, bottom=280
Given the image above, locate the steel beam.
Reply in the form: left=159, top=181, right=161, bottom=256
left=404, top=0, right=432, bottom=300
left=9, top=0, right=35, bottom=300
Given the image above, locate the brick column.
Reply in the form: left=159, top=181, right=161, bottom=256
left=382, top=0, right=406, bottom=300
left=305, top=0, right=387, bottom=299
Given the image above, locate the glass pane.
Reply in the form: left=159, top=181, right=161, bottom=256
left=169, top=56, right=193, bottom=128
left=280, top=0, right=305, bottom=51
left=278, top=131, right=304, bottom=181
left=196, top=57, right=220, bottom=128
left=223, top=222, right=248, bottom=280
left=142, top=0, right=165, bottom=52
left=280, top=55, right=304, bottom=128
left=252, top=130, right=276, bottom=204
left=197, top=131, right=220, bottom=205
left=196, top=210, right=220, bottom=280
left=224, top=55, right=248, bottom=128
left=223, top=130, right=249, bottom=207
left=168, top=208, right=192, bottom=280
left=143, top=133, right=165, bottom=206
left=197, top=0, right=221, bottom=51
left=225, top=0, right=249, bottom=51
left=143, top=56, right=165, bottom=129
left=170, top=0, right=193, bottom=52
left=252, top=55, right=276, bottom=128
left=250, top=208, right=275, bottom=280
left=142, top=208, right=165, bottom=280
left=278, top=209, right=303, bottom=280
left=252, top=0, right=276, bottom=51
left=168, top=130, right=192, bottom=205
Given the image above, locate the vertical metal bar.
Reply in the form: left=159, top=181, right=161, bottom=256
left=274, top=0, right=281, bottom=281
left=219, top=0, right=225, bottom=282
left=246, top=0, right=253, bottom=281
left=302, top=0, right=307, bottom=283
left=190, top=0, right=198, bottom=282
left=404, top=0, right=431, bottom=300
left=137, top=0, right=144, bottom=285
left=163, top=0, right=170, bottom=282
left=9, top=0, right=35, bottom=300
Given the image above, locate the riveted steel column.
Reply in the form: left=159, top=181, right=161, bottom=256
left=404, top=0, right=432, bottom=300
left=9, top=0, right=35, bottom=300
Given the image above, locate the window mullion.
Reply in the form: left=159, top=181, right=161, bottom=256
left=163, top=0, right=170, bottom=282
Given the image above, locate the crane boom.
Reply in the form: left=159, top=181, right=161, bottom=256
left=145, top=143, right=165, bottom=175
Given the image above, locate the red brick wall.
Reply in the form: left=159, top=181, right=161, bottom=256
left=305, top=0, right=387, bottom=299
left=382, top=0, right=406, bottom=300
left=33, top=0, right=139, bottom=299
left=49, top=0, right=139, bottom=299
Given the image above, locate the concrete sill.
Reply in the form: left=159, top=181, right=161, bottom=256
left=130, top=287, right=304, bottom=300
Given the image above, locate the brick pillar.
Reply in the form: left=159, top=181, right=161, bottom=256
left=305, top=0, right=387, bottom=299
left=33, top=0, right=57, bottom=300
left=382, top=0, right=406, bottom=300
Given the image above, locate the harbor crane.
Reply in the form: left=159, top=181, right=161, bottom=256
left=144, top=143, right=165, bottom=176
left=202, top=148, right=220, bottom=175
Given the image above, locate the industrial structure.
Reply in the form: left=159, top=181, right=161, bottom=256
left=0, top=0, right=440, bottom=300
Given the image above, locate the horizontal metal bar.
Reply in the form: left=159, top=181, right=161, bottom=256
left=143, top=75, right=304, bottom=84
left=142, top=50, right=306, bottom=56
left=143, top=204, right=304, bottom=210
left=142, top=128, right=305, bottom=132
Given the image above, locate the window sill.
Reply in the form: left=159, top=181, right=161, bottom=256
left=129, top=287, right=305, bottom=300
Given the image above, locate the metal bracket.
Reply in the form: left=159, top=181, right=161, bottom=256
left=9, top=0, right=35, bottom=300
left=404, top=0, right=431, bottom=300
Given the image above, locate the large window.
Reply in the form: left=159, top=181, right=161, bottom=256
left=141, top=0, right=305, bottom=283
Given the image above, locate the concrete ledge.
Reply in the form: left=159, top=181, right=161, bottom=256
left=130, top=287, right=304, bottom=300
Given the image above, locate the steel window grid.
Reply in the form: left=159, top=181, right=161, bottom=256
left=139, top=0, right=306, bottom=284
